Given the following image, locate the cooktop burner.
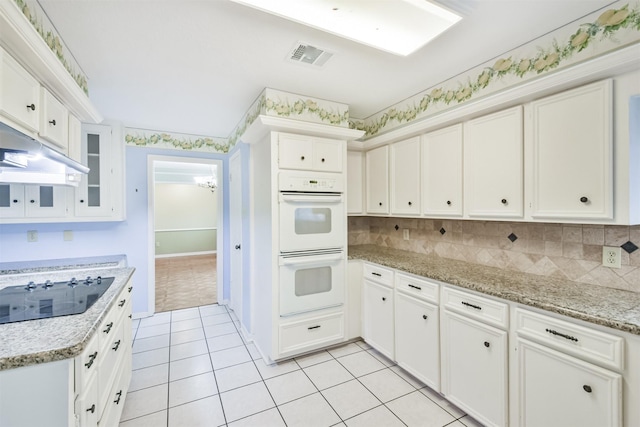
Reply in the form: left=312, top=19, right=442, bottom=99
left=0, top=276, right=115, bottom=324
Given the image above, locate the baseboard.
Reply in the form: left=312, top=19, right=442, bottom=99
left=155, top=250, right=217, bottom=259
left=132, top=311, right=153, bottom=320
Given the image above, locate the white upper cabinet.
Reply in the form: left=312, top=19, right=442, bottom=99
left=278, top=133, right=343, bottom=172
left=0, top=48, right=40, bottom=133
left=347, top=150, right=364, bottom=214
left=422, top=124, right=463, bottom=217
left=390, top=136, right=421, bottom=215
left=39, top=88, right=69, bottom=151
left=527, top=79, right=612, bottom=220
left=365, top=145, right=389, bottom=214
left=75, top=123, right=123, bottom=220
left=464, top=106, right=523, bottom=218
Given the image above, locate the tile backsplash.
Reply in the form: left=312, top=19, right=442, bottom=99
left=348, top=217, right=640, bottom=294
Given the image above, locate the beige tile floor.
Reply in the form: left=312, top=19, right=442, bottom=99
left=155, top=254, right=217, bottom=313
left=121, top=304, right=484, bottom=427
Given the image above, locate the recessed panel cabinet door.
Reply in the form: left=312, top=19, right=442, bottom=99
left=312, top=139, right=343, bottom=172
left=528, top=79, right=612, bottom=220
left=362, top=280, right=394, bottom=359
left=0, top=48, right=40, bottom=133
left=422, top=124, right=463, bottom=217
left=441, top=310, right=508, bottom=427
left=518, top=338, right=622, bottom=427
left=464, top=106, right=523, bottom=218
left=347, top=151, right=364, bottom=214
left=279, top=133, right=313, bottom=170
left=76, top=124, right=113, bottom=217
left=391, top=137, right=421, bottom=215
left=395, top=292, right=439, bottom=391
left=365, top=145, right=389, bottom=214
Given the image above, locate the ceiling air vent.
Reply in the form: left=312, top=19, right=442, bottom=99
left=287, top=42, right=333, bottom=67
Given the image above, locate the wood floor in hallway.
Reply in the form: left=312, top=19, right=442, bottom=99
left=155, top=254, right=217, bottom=313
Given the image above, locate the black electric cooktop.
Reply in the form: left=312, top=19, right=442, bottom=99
left=0, top=276, right=114, bottom=324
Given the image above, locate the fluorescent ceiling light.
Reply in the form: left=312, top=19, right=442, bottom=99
left=231, top=0, right=462, bottom=56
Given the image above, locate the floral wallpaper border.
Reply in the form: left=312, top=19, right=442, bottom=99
left=351, top=2, right=640, bottom=138
left=13, top=0, right=89, bottom=95
left=125, top=128, right=229, bottom=153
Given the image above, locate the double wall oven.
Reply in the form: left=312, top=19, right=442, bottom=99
left=278, top=171, right=346, bottom=317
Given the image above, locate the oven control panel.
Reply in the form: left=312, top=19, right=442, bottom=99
left=279, top=171, right=344, bottom=193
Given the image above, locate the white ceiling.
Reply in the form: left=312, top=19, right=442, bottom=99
left=38, top=0, right=615, bottom=138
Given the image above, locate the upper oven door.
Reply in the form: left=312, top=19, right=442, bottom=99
left=279, top=192, right=345, bottom=253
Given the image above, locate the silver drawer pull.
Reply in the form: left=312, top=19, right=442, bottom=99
left=545, top=328, right=578, bottom=342
left=461, top=301, right=482, bottom=310
left=307, top=325, right=321, bottom=330
left=408, top=284, right=422, bottom=291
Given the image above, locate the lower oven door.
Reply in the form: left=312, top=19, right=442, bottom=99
left=279, top=193, right=345, bottom=252
left=279, top=251, right=345, bottom=317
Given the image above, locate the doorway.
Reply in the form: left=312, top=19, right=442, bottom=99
left=147, top=155, right=223, bottom=314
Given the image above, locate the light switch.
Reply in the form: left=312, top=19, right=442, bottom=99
left=63, top=230, right=73, bottom=241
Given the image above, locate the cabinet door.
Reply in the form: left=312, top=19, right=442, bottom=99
left=74, top=373, right=98, bottom=427
left=518, top=338, right=621, bottom=427
left=347, top=151, right=364, bottom=214
left=391, top=137, right=421, bottom=215
left=422, top=124, right=463, bottom=216
left=39, top=88, right=69, bottom=151
left=0, top=49, right=40, bottom=133
left=529, top=80, right=612, bottom=220
left=279, top=133, right=313, bottom=170
left=0, top=184, right=24, bottom=218
left=365, top=145, right=389, bottom=214
left=464, top=106, right=523, bottom=218
left=395, top=292, right=439, bottom=391
left=24, top=185, right=67, bottom=218
left=67, top=113, right=82, bottom=162
left=313, top=138, right=343, bottom=172
left=441, top=310, right=507, bottom=427
left=362, top=280, right=394, bottom=359
left=76, top=124, right=113, bottom=217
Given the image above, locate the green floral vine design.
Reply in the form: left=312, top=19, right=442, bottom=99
left=264, top=97, right=349, bottom=126
left=352, top=4, right=640, bottom=137
left=125, top=132, right=229, bottom=153
left=228, top=94, right=266, bottom=148
left=13, top=0, right=89, bottom=95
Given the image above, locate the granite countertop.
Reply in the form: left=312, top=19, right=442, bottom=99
left=349, top=245, right=640, bottom=335
left=0, top=265, right=135, bottom=371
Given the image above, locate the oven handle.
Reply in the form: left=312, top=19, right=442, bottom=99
left=279, top=193, right=343, bottom=204
left=279, top=252, right=344, bottom=266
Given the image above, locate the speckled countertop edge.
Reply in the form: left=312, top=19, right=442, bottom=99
left=0, top=266, right=135, bottom=371
left=349, top=245, right=640, bottom=336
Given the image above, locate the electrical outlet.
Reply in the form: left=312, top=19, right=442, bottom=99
left=403, top=229, right=410, bottom=240
left=27, top=230, right=38, bottom=242
left=602, top=246, right=622, bottom=268
left=63, top=230, right=73, bottom=241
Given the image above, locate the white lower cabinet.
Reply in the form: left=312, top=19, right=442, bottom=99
left=0, top=280, right=132, bottom=427
left=442, top=309, right=508, bottom=427
left=395, top=291, right=440, bottom=391
left=517, top=337, right=621, bottom=427
left=362, top=278, right=394, bottom=360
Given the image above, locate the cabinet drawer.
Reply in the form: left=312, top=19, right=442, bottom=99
left=442, top=286, right=508, bottom=329
left=395, top=273, right=439, bottom=304
left=363, top=263, right=393, bottom=287
left=75, top=332, right=99, bottom=391
left=515, top=308, right=624, bottom=370
left=279, top=312, right=344, bottom=356
left=97, top=320, right=125, bottom=419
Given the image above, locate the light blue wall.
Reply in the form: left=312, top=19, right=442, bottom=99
left=0, top=145, right=229, bottom=316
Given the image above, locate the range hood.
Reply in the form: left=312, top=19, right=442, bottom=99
left=0, top=122, right=89, bottom=187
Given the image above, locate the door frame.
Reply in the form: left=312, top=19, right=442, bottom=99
left=228, top=150, right=242, bottom=323
left=146, top=154, right=224, bottom=314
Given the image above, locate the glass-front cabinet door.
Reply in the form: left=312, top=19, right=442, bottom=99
left=0, top=184, right=24, bottom=218
left=76, top=124, right=112, bottom=217
left=24, top=185, right=67, bottom=218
